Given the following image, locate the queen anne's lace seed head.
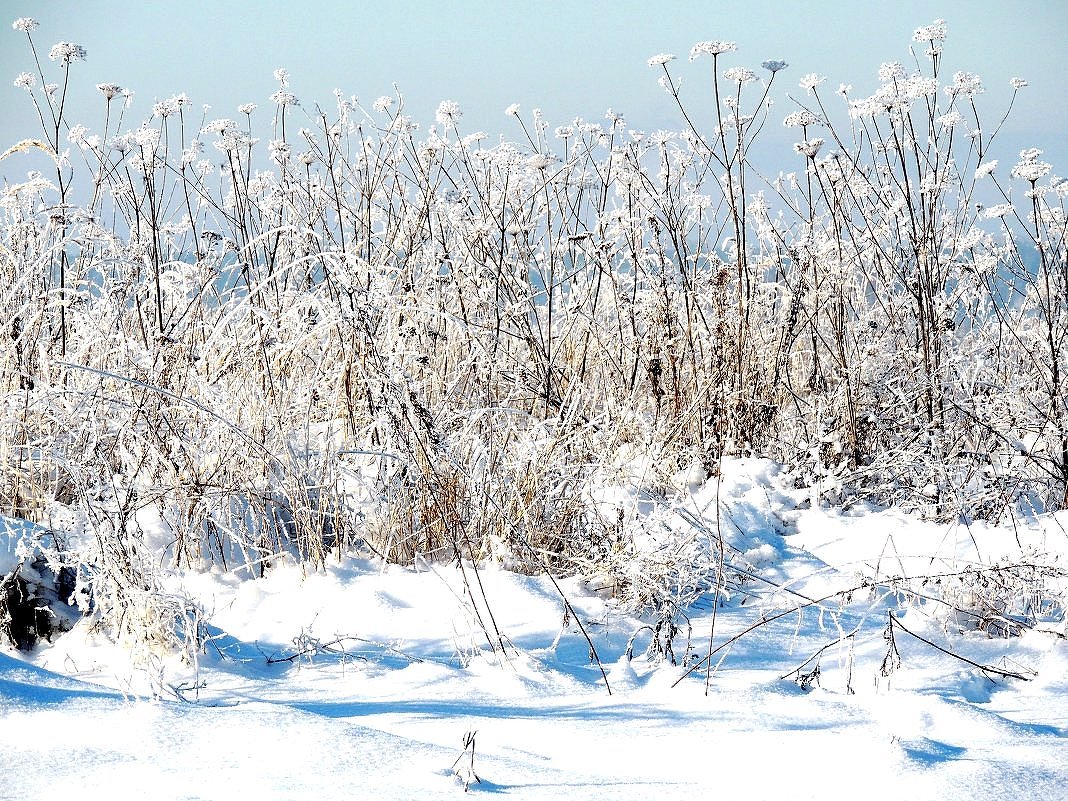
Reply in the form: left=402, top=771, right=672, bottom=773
left=762, top=60, right=788, bottom=73
left=373, top=96, right=393, bottom=113
left=898, top=76, right=936, bottom=102
left=67, top=125, right=88, bottom=146
left=913, top=19, right=947, bottom=42
left=153, top=95, right=188, bottom=119
left=271, top=90, right=298, bottom=106
left=946, top=71, right=983, bottom=98
left=109, top=134, right=131, bottom=154
left=436, top=100, right=461, bottom=127
left=647, top=54, right=675, bottom=67
left=49, top=42, right=87, bottom=64
left=689, top=40, right=736, bottom=61
left=724, top=67, right=757, bottom=84
left=96, top=83, right=121, bottom=100
left=878, top=62, right=905, bottom=83
left=238, top=103, right=257, bottom=115
left=268, top=139, right=291, bottom=164
left=13, top=72, right=35, bottom=90
left=1010, top=77, right=1028, bottom=90
left=505, top=103, right=520, bottom=117
left=798, top=73, right=825, bottom=93
left=937, top=110, right=961, bottom=129
left=783, top=109, right=820, bottom=128
left=975, top=160, right=997, bottom=179
left=793, top=138, right=824, bottom=158
left=526, top=154, right=551, bottom=170
left=1012, top=149, right=1051, bottom=183
left=12, top=17, right=39, bottom=32
left=983, top=203, right=1013, bottom=219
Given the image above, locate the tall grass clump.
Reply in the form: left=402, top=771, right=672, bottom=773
left=1, top=16, right=1064, bottom=653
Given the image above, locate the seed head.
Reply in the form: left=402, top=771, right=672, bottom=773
left=96, top=83, right=122, bottom=100
left=724, top=67, right=757, bottom=84
left=912, top=19, right=947, bottom=42
left=689, top=40, right=737, bottom=61
left=798, top=73, right=826, bottom=93
left=436, top=100, right=462, bottom=127
left=48, top=41, right=87, bottom=64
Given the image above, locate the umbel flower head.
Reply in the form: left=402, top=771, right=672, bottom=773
left=689, top=40, right=737, bottom=61
left=912, top=19, right=947, bottom=42
left=436, top=100, right=462, bottom=127
left=647, top=53, right=676, bottom=67
left=49, top=41, right=87, bottom=64
left=271, top=90, right=299, bottom=106
left=1011, top=148, right=1051, bottom=183
left=793, top=138, right=824, bottom=158
left=96, top=83, right=122, bottom=100
left=799, top=73, right=826, bottom=93
left=762, top=60, right=788, bottom=73
left=724, top=67, right=757, bottom=84
left=783, top=109, right=821, bottom=128
left=12, top=17, right=39, bottom=33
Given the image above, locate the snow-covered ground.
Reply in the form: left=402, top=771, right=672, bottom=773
left=2, top=462, right=1066, bottom=800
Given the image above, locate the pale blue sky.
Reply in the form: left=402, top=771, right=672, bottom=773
left=3, top=0, right=1067, bottom=174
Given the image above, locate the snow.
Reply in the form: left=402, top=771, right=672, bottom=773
left=2, top=462, right=1066, bottom=799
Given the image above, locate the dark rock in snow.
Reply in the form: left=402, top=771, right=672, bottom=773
left=0, top=556, right=80, bottom=651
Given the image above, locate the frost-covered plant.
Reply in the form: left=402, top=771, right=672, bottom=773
left=0, top=16, right=1065, bottom=660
